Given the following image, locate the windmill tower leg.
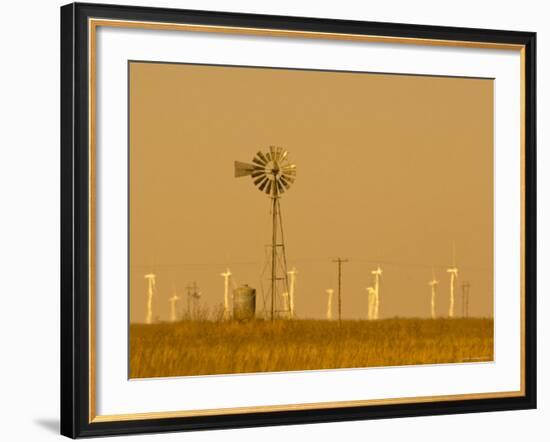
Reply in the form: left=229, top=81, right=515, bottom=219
left=270, top=194, right=278, bottom=321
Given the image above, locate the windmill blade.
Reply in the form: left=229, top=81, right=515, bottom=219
left=258, top=177, right=270, bottom=192
left=271, top=145, right=283, bottom=162
left=251, top=170, right=266, bottom=178
left=255, top=151, right=269, bottom=165
left=282, top=173, right=295, bottom=183
left=276, top=180, right=285, bottom=194
left=265, top=180, right=273, bottom=195
left=254, top=174, right=268, bottom=186
left=234, top=161, right=256, bottom=177
left=282, top=164, right=296, bottom=175
left=255, top=176, right=269, bottom=191
left=279, top=176, right=292, bottom=189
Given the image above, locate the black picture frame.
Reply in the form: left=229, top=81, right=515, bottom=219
left=61, top=2, right=536, bottom=438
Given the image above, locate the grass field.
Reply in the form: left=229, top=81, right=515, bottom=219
left=129, top=318, right=493, bottom=378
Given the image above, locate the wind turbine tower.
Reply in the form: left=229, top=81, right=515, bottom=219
left=428, top=269, right=439, bottom=319
left=371, top=265, right=383, bottom=320
left=220, top=268, right=232, bottom=320
left=144, top=273, right=156, bottom=325
left=287, top=267, right=298, bottom=319
left=326, top=289, right=334, bottom=320
left=447, top=245, right=459, bottom=318
left=169, top=291, right=180, bottom=322
left=366, top=287, right=376, bottom=320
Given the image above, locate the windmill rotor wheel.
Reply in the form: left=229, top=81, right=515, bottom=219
left=234, top=145, right=296, bottom=197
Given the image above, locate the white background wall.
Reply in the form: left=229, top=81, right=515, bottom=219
left=0, top=0, right=546, bottom=440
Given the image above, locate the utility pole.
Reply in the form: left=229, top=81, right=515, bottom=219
left=186, top=281, right=199, bottom=319
left=462, top=281, right=471, bottom=318
left=332, top=258, right=348, bottom=324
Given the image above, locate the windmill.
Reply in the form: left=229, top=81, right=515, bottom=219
left=287, top=267, right=298, bottom=319
left=144, top=273, right=156, bottom=325
left=220, top=268, right=232, bottom=320
left=447, top=244, right=459, bottom=318
left=428, top=268, right=439, bottom=319
left=366, top=287, right=376, bottom=320
left=371, top=265, right=383, bottom=320
left=326, top=289, right=334, bottom=320
left=169, top=290, right=180, bottom=323
left=235, top=146, right=296, bottom=320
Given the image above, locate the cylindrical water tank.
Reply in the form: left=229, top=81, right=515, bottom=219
left=233, top=285, right=256, bottom=321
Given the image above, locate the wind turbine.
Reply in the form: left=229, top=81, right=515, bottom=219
left=447, top=245, right=459, bottom=318
left=371, top=265, right=383, bottom=320
left=326, top=289, right=334, bottom=320
left=287, top=267, right=298, bottom=319
left=144, top=273, right=156, bottom=325
left=169, top=290, right=180, bottom=323
left=428, top=269, right=439, bottom=319
left=366, top=287, right=376, bottom=320
left=220, top=268, right=232, bottom=320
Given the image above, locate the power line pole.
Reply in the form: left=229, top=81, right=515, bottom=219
left=332, top=258, right=348, bottom=324
left=462, top=281, right=471, bottom=318
left=186, top=281, right=199, bottom=319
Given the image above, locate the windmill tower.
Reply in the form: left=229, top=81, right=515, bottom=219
left=169, top=290, right=180, bottom=322
left=287, top=267, right=298, bottom=319
left=235, top=146, right=296, bottom=320
left=366, top=287, right=376, bottom=320
left=144, top=273, right=156, bottom=325
left=326, top=289, right=334, bottom=320
left=371, top=265, right=383, bottom=320
left=447, top=244, right=459, bottom=318
left=220, top=268, right=232, bottom=320
left=428, top=269, right=439, bottom=319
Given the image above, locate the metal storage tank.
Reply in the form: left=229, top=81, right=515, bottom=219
left=233, top=285, right=256, bottom=321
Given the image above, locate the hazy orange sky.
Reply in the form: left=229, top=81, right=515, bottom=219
left=129, top=61, right=493, bottom=322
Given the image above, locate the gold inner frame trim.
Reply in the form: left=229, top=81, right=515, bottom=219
left=88, top=17, right=527, bottom=423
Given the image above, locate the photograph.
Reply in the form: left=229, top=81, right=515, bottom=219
left=128, top=61, right=494, bottom=379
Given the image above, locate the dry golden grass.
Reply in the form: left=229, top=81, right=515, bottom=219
left=129, top=318, right=493, bottom=378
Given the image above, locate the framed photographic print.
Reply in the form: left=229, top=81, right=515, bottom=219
left=60, top=2, right=536, bottom=438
